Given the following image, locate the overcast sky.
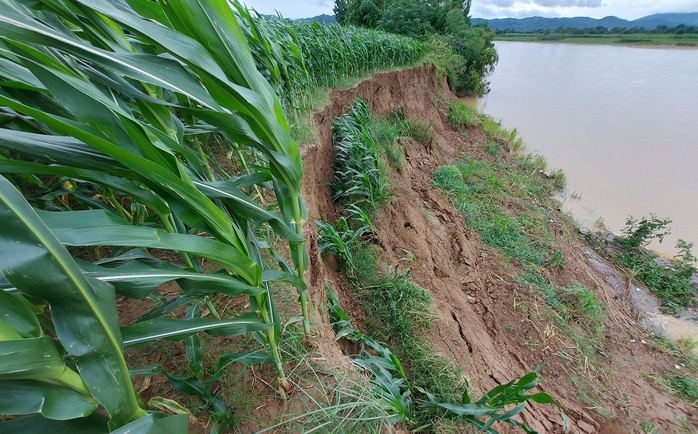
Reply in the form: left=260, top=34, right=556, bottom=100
left=243, top=0, right=698, bottom=20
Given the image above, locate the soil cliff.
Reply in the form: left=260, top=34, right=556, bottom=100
left=299, top=65, right=697, bottom=433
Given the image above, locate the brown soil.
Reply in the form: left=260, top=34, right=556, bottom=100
left=122, top=65, right=697, bottom=433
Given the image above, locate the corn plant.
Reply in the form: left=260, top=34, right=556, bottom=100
left=0, top=0, right=311, bottom=430
left=327, top=287, right=414, bottom=424
left=248, top=17, right=424, bottom=114
left=327, top=282, right=566, bottom=433
left=331, top=98, right=391, bottom=215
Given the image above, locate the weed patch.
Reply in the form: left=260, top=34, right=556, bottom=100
left=447, top=100, right=481, bottom=127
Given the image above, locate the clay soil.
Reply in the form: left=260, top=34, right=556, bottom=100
left=123, top=66, right=697, bottom=433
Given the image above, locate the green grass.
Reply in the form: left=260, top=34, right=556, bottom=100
left=666, top=375, right=698, bottom=403
left=447, top=100, right=481, bottom=127
left=645, top=334, right=698, bottom=407
left=352, top=244, right=464, bottom=400
left=433, top=158, right=558, bottom=268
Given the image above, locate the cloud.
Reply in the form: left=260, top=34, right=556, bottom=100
left=478, top=0, right=602, bottom=7
left=533, top=0, right=601, bottom=7
left=309, top=0, right=333, bottom=7
left=471, top=4, right=563, bottom=18
left=484, top=0, right=517, bottom=7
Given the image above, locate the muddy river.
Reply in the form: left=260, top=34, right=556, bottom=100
left=477, top=41, right=698, bottom=257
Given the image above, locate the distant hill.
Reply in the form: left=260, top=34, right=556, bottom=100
left=298, top=14, right=336, bottom=25
left=472, top=12, right=698, bottom=32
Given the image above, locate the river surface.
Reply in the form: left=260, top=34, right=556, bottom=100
left=476, top=41, right=698, bottom=256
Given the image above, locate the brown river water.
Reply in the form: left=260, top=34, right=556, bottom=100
left=476, top=41, right=698, bottom=257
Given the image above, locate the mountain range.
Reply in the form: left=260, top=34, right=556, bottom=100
left=300, top=12, right=698, bottom=32
left=471, top=12, right=698, bottom=32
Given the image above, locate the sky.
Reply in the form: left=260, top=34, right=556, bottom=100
left=242, top=0, right=698, bottom=20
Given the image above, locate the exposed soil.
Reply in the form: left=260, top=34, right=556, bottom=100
left=121, top=65, right=697, bottom=433
left=300, top=65, right=697, bottom=433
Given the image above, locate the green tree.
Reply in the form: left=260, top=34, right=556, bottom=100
left=347, top=0, right=381, bottom=28
left=379, top=0, right=435, bottom=38
left=334, top=0, right=349, bottom=25
left=442, top=24, right=499, bottom=95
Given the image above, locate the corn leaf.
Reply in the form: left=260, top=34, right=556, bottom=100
left=0, top=381, right=99, bottom=420
left=121, top=313, right=269, bottom=346
left=0, top=175, right=145, bottom=428
left=37, top=209, right=261, bottom=286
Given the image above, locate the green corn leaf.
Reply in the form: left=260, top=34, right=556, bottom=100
left=435, top=402, right=506, bottom=417
left=0, top=291, right=41, bottom=339
left=195, top=179, right=302, bottom=242
left=0, top=2, right=222, bottom=110
left=0, top=380, right=98, bottom=420
left=121, top=313, right=269, bottom=346
left=0, top=129, right=119, bottom=171
left=0, top=91, right=248, bottom=257
left=78, top=260, right=264, bottom=300
left=0, top=175, right=145, bottom=428
left=184, top=302, right=204, bottom=381
left=0, top=337, right=71, bottom=381
left=37, top=209, right=260, bottom=286
left=0, top=159, right=169, bottom=217
left=109, top=413, right=189, bottom=434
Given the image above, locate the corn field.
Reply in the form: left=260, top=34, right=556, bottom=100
left=0, top=0, right=425, bottom=432
left=240, top=13, right=424, bottom=114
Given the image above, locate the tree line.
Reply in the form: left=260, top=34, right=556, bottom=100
left=498, top=24, right=698, bottom=35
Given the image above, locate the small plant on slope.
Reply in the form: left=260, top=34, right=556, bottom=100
left=615, top=215, right=697, bottom=314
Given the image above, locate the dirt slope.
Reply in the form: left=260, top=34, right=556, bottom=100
left=300, top=65, right=697, bottom=433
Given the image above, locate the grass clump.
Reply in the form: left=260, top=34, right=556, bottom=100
left=646, top=334, right=698, bottom=406
left=400, top=118, right=434, bottom=146
left=371, top=119, right=404, bottom=170
left=447, top=100, right=481, bottom=127
left=550, top=168, right=567, bottom=190
left=666, top=375, right=698, bottom=404
left=371, top=108, right=434, bottom=171
left=433, top=160, right=557, bottom=268
left=613, top=215, right=697, bottom=314
left=485, top=141, right=503, bottom=156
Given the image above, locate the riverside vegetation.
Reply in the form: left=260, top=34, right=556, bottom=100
left=494, top=24, right=698, bottom=47
left=333, top=0, right=499, bottom=95
left=433, top=101, right=698, bottom=422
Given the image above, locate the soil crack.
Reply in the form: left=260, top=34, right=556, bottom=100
left=451, top=310, right=473, bottom=354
